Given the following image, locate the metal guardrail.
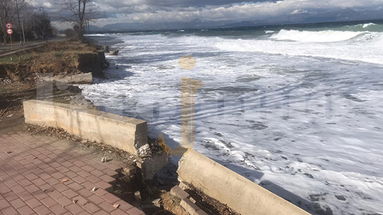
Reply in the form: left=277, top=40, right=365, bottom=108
left=0, top=42, right=46, bottom=58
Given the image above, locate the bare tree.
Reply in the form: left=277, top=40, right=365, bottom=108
left=14, top=0, right=26, bottom=44
left=0, top=0, right=14, bottom=43
left=0, top=1, right=53, bottom=43
left=31, top=12, right=53, bottom=40
left=65, top=0, right=94, bottom=39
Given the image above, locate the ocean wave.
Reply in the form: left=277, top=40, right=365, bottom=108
left=362, top=23, right=376, bottom=28
left=270, top=29, right=366, bottom=42
left=84, top=33, right=108, bottom=37
left=214, top=32, right=383, bottom=65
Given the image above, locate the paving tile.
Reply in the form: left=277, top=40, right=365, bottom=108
left=1, top=206, right=18, bottom=215
left=0, top=199, right=11, bottom=209
left=18, top=191, right=34, bottom=202
left=49, top=204, right=67, bottom=215
left=66, top=204, right=84, bottom=214
left=67, top=182, right=83, bottom=191
left=72, top=196, right=88, bottom=206
left=40, top=197, right=57, bottom=208
left=78, top=188, right=93, bottom=198
left=2, top=191, right=19, bottom=202
left=82, top=202, right=100, bottom=213
left=93, top=210, right=110, bottom=215
left=62, top=189, right=78, bottom=199
left=111, top=209, right=128, bottom=215
left=10, top=198, right=26, bottom=209
left=0, top=133, right=142, bottom=215
left=127, top=207, right=145, bottom=215
left=16, top=205, right=35, bottom=215
left=99, top=201, right=116, bottom=213
left=33, top=204, right=51, bottom=215
left=25, top=184, right=39, bottom=193
left=56, top=196, right=72, bottom=207
left=53, top=183, right=69, bottom=192
left=25, top=198, right=42, bottom=209
left=102, top=192, right=121, bottom=204
left=88, top=194, right=104, bottom=204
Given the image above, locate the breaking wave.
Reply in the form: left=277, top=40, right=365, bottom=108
left=270, top=29, right=366, bottom=42
left=213, top=28, right=383, bottom=65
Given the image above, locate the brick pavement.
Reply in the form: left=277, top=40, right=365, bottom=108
left=0, top=132, right=145, bottom=215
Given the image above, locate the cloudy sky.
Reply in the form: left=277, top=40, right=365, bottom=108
left=30, top=0, right=383, bottom=31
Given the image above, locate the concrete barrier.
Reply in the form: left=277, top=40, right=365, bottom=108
left=40, top=73, right=93, bottom=84
left=23, top=100, right=147, bottom=155
left=177, top=149, right=311, bottom=215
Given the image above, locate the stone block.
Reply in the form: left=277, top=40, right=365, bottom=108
left=177, top=149, right=311, bottom=215
left=23, top=100, right=147, bottom=156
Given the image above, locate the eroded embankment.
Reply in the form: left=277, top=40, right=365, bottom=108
left=0, top=41, right=108, bottom=82
left=0, top=40, right=108, bottom=118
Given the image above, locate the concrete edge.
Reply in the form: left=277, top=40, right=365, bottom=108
left=39, top=73, right=93, bottom=84
left=23, top=100, right=147, bottom=156
left=177, top=149, right=311, bottom=215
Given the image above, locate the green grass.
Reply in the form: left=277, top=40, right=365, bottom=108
left=0, top=53, right=34, bottom=65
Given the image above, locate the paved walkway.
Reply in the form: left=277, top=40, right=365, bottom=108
left=0, top=132, right=145, bottom=215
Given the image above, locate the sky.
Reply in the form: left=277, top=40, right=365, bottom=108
left=29, top=0, right=383, bottom=31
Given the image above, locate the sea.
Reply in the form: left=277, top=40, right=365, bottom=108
left=83, top=21, right=383, bottom=215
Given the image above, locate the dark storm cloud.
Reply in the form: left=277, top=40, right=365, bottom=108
left=30, top=0, right=383, bottom=30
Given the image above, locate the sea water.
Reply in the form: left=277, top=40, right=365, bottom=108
left=83, top=22, right=383, bottom=215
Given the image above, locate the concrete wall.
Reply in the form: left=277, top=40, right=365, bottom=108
left=177, top=149, right=311, bottom=215
left=40, top=73, right=93, bottom=84
left=23, top=100, right=147, bottom=156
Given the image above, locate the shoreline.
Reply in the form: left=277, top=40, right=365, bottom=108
left=0, top=39, right=240, bottom=214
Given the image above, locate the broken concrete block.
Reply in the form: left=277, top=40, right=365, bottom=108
left=170, top=186, right=189, bottom=200
left=137, top=152, right=168, bottom=180
left=180, top=198, right=208, bottom=215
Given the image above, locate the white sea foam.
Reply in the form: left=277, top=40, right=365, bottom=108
left=362, top=23, right=376, bottom=28
left=270, top=29, right=365, bottom=42
left=81, top=31, right=383, bottom=215
left=84, top=33, right=108, bottom=37
left=215, top=31, right=383, bottom=65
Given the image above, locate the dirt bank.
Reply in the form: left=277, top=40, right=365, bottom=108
left=0, top=41, right=108, bottom=83
left=0, top=40, right=105, bottom=123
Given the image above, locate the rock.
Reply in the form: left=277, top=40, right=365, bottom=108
left=138, top=144, right=152, bottom=158
left=170, top=186, right=189, bottom=200
left=180, top=198, right=208, bottom=215
left=103, top=46, right=110, bottom=53
left=39, top=73, right=93, bottom=85
left=134, top=191, right=141, bottom=201
left=122, top=163, right=139, bottom=176
left=304, top=173, right=314, bottom=178
left=109, top=50, right=119, bottom=56
left=152, top=198, right=161, bottom=208
left=137, top=152, right=168, bottom=180
left=101, top=157, right=111, bottom=163
left=61, top=178, right=70, bottom=183
left=335, top=195, right=346, bottom=201
left=178, top=182, right=189, bottom=190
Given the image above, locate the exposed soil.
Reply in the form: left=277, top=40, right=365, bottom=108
left=160, top=183, right=240, bottom=215
left=186, top=187, right=240, bottom=215
left=0, top=40, right=103, bottom=124
left=0, top=41, right=107, bottom=83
